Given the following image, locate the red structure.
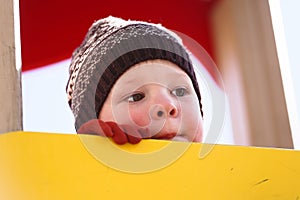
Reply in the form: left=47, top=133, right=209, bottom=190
left=20, top=0, right=217, bottom=71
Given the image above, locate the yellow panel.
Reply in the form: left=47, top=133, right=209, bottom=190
left=0, top=131, right=300, bottom=200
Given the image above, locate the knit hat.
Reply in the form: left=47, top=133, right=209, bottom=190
left=66, top=16, right=203, bottom=130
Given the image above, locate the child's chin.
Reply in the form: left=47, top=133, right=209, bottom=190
left=171, top=136, right=189, bottom=142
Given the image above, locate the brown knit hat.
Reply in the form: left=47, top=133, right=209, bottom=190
left=66, top=16, right=203, bottom=130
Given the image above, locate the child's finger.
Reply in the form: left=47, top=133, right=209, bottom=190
left=121, top=125, right=142, bottom=144
left=127, top=134, right=142, bottom=144
left=97, top=120, right=113, bottom=137
left=106, top=122, right=128, bottom=145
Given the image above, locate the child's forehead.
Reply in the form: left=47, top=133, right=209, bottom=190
left=125, top=59, right=186, bottom=76
left=112, top=59, right=193, bottom=90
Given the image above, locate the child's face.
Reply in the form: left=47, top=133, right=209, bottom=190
left=100, top=59, right=203, bottom=142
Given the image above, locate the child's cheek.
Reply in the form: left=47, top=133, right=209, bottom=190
left=128, top=107, right=150, bottom=127
left=181, top=100, right=203, bottom=142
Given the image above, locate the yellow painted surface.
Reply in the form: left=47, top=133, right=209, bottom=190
left=0, top=131, right=300, bottom=200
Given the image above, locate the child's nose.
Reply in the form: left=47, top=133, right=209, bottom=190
left=149, top=102, right=179, bottom=120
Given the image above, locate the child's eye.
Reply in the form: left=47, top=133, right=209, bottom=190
left=127, top=93, right=145, bottom=102
left=171, top=87, right=188, bottom=97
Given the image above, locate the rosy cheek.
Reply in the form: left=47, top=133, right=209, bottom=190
left=129, top=107, right=150, bottom=127
left=181, top=100, right=204, bottom=142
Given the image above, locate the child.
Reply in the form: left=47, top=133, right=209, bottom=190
left=66, top=16, right=204, bottom=145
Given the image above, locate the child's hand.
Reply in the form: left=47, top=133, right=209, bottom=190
left=77, top=119, right=143, bottom=145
